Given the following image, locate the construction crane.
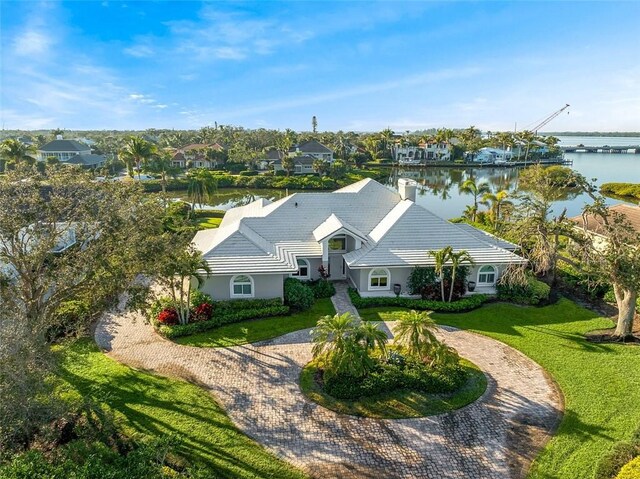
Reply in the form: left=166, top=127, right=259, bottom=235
left=526, top=103, right=570, bottom=135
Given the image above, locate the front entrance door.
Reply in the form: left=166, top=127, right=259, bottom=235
left=329, top=254, right=346, bottom=279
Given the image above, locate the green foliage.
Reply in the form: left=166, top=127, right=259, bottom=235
left=323, top=361, right=467, bottom=400
left=283, top=278, right=315, bottom=311
left=600, top=183, right=640, bottom=201
left=50, top=299, right=91, bottom=338
left=616, top=456, right=640, bottom=479
left=407, top=267, right=437, bottom=295
left=0, top=437, right=182, bottom=479
left=348, top=288, right=488, bottom=312
left=158, top=304, right=289, bottom=339
left=594, top=428, right=640, bottom=479
left=304, top=278, right=336, bottom=298
left=392, top=310, right=458, bottom=366
left=238, top=170, right=258, bottom=176
left=496, top=275, right=551, bottom=305
left=189, top=290, right=213, bottom=309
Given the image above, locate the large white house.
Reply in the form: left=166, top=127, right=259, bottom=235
left=37, top=136, right=105, bottom=168
left=192, top=178, right=524, bottom=301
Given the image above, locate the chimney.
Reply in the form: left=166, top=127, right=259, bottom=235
left=398, top=178, right=417, bottom=202
left=56, top=134, right=63, bottom=140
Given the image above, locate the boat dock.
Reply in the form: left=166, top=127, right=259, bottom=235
left=560, top=145, right=640, bottom=154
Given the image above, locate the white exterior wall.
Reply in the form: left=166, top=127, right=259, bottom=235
left=199, top=273, right=286, bottom=301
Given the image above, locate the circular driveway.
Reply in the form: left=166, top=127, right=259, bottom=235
left=95, top=302, right=562, bottom=479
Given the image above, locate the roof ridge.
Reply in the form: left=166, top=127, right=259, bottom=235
left=368, top=200, right=413, bottom=242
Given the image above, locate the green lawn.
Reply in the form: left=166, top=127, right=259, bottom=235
left=361, top=299, right=640, bottom=479
left=175, top=298, right=335, bottom=347
left=299, top=359, right=486, bottom=419
left=195, top=216, right=222, bottom=230
left=55, top=340, right=306, bottom=479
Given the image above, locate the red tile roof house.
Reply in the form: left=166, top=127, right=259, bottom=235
left=192, top=178, right=524, bottom=301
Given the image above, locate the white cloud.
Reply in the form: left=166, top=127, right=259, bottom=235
left=129, top=94, right=145, bottom=100
left=124, top=43, right=155, bottom=58
left=13, top=30, right=54, bottom=57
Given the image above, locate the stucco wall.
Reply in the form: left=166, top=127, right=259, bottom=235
left=354, top=267, right=414, bottom=297
left=292, top=257, right=322, bottom=281
left=199, top=273, right=286, bottom=301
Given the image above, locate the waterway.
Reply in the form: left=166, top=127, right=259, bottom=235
left=179, top=147, right=640, bottom=220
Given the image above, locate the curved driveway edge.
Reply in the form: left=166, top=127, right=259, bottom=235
left=95, top=299, right=562, bottom=479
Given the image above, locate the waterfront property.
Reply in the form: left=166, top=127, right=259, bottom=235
left=271, top=140, right=336, bottom=173
left=393, top=141, right=452, bottom=164
left=569, top=203, right=640, bottom=249
left=192, top=178, right=525, bottom=300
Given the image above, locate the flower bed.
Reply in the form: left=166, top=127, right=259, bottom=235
left=348, top=288, right=488, bottom=312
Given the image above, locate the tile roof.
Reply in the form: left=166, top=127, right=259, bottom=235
left=292, top=140, right=333, bottom=154
left=39, top=140, right=91, bottom=152
left=65, top=154, right=105, bottom=167
left=569, top=203, right=640, bottom=236
left=192, top=178, right=525, bottom=275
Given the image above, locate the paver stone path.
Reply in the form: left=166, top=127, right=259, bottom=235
left=95, top=293, right=562, bottom=479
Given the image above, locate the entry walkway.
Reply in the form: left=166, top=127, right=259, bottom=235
left=330, top=281, right=360, bottom=318
left=95, top=293, right=562, bottom=479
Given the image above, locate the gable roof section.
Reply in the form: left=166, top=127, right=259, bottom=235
left=313, top=214, right=369, bottom=242
left=39, top=140, right=90, bottom=152
left=344, top=202, right=525, bottom=267
left=294, top=140, right=333, bottom=154
left=65, top=154, right=105, bottom=167
left=454, top=223, right=519, bottom=251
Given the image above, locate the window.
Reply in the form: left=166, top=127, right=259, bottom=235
left=477, top=265, right=497, bottom=285
left=291, top=258, right=310, bottom=279
left=230, top=275, right=254, bottom=297
left=328, top=235, right=346, bottom=252
left=369, top=268, right=390, bottom=290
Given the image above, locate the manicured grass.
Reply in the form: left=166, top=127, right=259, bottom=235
left=175, top=298, right=335, bottom=347
left=55, top=340, right=306, bottom=479
left=196, top=216, right=222, bottom=229
left=363, top=299, right=640, bottom=479
left=299, top=360, right=487, bottom=419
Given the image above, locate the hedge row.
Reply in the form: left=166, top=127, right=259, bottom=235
left=600, top=182, right=640, bottom=201
left=496, top=276, right=550, bottom=305
left=347, top=288, right=489, bottom=312
left=158, top=305, right=289, bottom=339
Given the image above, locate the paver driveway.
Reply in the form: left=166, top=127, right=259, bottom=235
left=95, top=298, right=562, bottom=479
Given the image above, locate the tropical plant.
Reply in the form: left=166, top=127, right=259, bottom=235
left=355, top=321, right=388, bottom=358
left=146, top=152, right=181, bottom=197
left=187, top=169, right=218, bottom=210
left=0, top=139, right=36, bottom=171
left=392, top=310, right=453, bottom=366
left=481, top=190, right=513, bottom=229
left=362, top=136, right=380, bottom=161
left=120, top=136, right=157, bottom=179
left=429, top=246, right=452, bottom=302
left=459, top=178, right=491, bottom=222
left=447, top=250, right=474, bottom=302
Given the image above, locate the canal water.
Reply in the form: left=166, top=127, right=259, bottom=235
left=181, top=144, right=640, bottom=220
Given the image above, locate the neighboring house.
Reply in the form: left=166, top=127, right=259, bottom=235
left=290, top=140, right=334, bottom=162
left=393, top=142, right=451, bottom=164
left=38, top=136, right=91, bottom=162
left=37, top=135, right=105, bottom=168
left=472, top=147, right=513, bottom=164
left=569, top=203, right=640, bottom=250
left=272, top=155, right=317, bottom=175
left=171, top=143, right=226, bottom=169
left=192, top=178, right=525, bottom=301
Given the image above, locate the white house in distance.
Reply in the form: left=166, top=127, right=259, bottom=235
left=192, top=178, right=525, bottom=301
left=393, top=142, right=452, bottom=164
left=37, top=136, right=105, bottom=168
left=472, top=147, right=513, bottom=164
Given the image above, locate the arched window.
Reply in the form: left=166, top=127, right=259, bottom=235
left=230, top=274, right=254, bottom=298
left=477, top=265, right=497, bottom=285
left=291, top=258, right=310, bottom=279
left=369, top=268, right=390, bottom=290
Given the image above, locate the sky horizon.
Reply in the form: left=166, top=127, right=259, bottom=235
left=2, top=1, right=640, bottom=133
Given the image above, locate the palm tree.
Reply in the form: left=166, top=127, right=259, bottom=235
left=459, top=178, right=491, bottom=222
left=481, top=190, right=512, bottom=229
left=362, top=136, right=379, bottom=162
left=379, top=127, right=394, bottom=156
left=392, top=310, right=440, bottom=364
left=147, top=152, right=181, bottom=198
left=187, top=169, right=218, bottom=211
left=0, top=139, right=36, bottom=171
left=120, top=136, right=157, bottom=179
left=356, top=321, right=388, bottom=359
left=447, top=250, right=474, bottom=302
left=311, top=313, right=370, bottom=378
left=429, top=246, right=452, bottom=302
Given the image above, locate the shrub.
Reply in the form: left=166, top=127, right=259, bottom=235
left=284, top=278, right=315, bottom=311
left=157, top=308, right=179, bottom=326
left=238, top=170, right=258, bottom=176
left=348, top=288, right=488, bottom=312
left=158, top=305, right=290, bottom=339
left=323, top=362, right=467, bottom=400
left=149, top=297, right=175, bottom=321
left=213, top=297, right=283, bottom=315
left=189, top=290, right=213, bottom=309
left=497, top=276, right=550, bottom=305
left=594, top=428, right=640, bottom=479
left=191, top=303, right=213, bottom=322
left=50, top=299, right=91, bottom=338
left=305, top=279, right=336, bottom=298
left=617, top=456, right=640, bottom=479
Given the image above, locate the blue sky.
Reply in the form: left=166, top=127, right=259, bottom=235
left=2, top=1, right=639, bottom=132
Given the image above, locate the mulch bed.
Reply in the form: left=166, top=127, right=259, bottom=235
left=585, top=315, right=640, bottom=344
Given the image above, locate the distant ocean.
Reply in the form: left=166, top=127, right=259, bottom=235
left=550, top=136, right=640, bottom=147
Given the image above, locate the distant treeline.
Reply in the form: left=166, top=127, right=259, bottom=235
left=543, top=132, right=640, bottom=137
left=600, top=183, right=640, bottom=201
